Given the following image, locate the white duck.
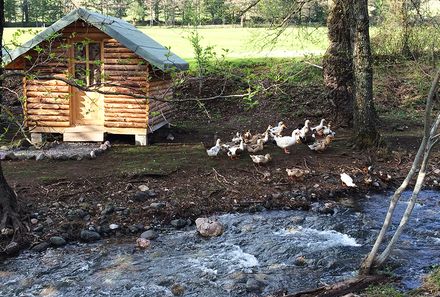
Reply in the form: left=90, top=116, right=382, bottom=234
left=274, top=129, right=301, bottom=154
left=231, top=132, right=241, bottom=144
left=340, top=173, right=357, bottom=187
left=250, top=153, right=271, bottom=165
left=299, top=120, right=311, bottom=138
left=227, top=139, right=245, bottom=159
left=206, top=139, right=222, bottom=157
left=269, top=122, right=287, bottom=137
left=312, top=119, right=326, bottom=136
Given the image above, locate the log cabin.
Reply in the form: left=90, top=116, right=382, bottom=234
left=3, top=7, right=188, bottom=145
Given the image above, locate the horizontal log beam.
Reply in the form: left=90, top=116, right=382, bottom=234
left=27, top=103, right=69, bottom=110
left=27, top=109, right=70, bottom=116
left=27, top=115, right=70, bottom=122
left=104, top=122, right=147, bottom=128
left=28, top=120, right=70, bottom=127
left=26, top=97, right=69, bottom=104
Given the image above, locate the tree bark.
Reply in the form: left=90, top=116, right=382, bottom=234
left=0, top=0, right=24, bottom=238
left=322, top=0, right=354, bottom=127
left=352, top=0, right=380, bottom=148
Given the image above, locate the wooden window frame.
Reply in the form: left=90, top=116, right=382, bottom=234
left=70, top=39, right=104, bottom=87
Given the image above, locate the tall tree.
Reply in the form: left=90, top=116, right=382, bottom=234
left=352, top=0, right=380, bottom=147
left=322, top=0, right=354, bottom=126
left=0, top=0, right=25, bottom=238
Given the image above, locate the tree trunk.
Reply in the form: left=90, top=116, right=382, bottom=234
left=352, top=0, right=380, bottom=148
left=322, top=0, right=354, bottom=127
left=0, top=0, right=24, bottom=237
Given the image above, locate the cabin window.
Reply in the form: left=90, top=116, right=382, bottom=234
left=72, top=41, right=102, bottom=87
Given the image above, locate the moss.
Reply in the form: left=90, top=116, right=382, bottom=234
left=364, top=284, right=404, bottom=297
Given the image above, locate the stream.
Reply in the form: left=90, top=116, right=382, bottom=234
left=1, top=190, right=439, bottom=297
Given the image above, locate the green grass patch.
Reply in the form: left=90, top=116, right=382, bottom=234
left=3, top=26, right=328, bottom=61
left=364, top=284, right=404, bottom=297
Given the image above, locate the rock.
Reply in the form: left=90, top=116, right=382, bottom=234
left=140, top=230, right=158, bottom=240
left=49, top=236, right=66, bottom=247
left=101, top=204, right=114, bottom=215
left=0, top=152, right=16, bottom=160
left=33, top=225, right=44, bottom=232
left=1, top=228, right=14, bottom=236
left=150, top=202, right=166, bottom=209
left=35, top=152, right=46, bottom=161
left=171, top=283, right=184, bottom=296
left=373, top=181, right=380, bottom=187
left=31, top=218, right=38, bottom=224
left=45, top=217, right=54, bottom=225
left=166, top=133, right=175, bottom=141
left=31, top=241, right=50, bottom=252
left=133, top=191, right=149, bottom=202
left=245, top=278, right=265, bottom=292
left=128, top=225, right=139, bottom=233
left=146, top=190, right=158, bottom=198
left=4, top=241, right=20, bottom=255
left=80, top=230, right=101, bottom=242
left=109, top=224, right=119, bottom=230
left=171, top=219, right=187, bottom=229
left=136, top=238, right=151, bottom=249
left=195, top=218, right=224, bottom=237
left=138, top=185, right=149, bottom=192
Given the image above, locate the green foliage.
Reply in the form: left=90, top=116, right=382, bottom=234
left=127, top=1, right=146, bottom=23
left=364, top=284, right=404, bottom=297
left=424, top=265, right=440, bottom=291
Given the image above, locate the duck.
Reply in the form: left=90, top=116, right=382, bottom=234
left=322, top=123, right=335, bottom=137
left=286, top=167, right=310, bottom=180
left=231, top=132, right=242, bottom=144
left=243, top=130, right=253, bottom=143
left=206, top=139, right=222, bottom=157
left=249, top=126, right=272, bottom=144
left=274, top=129, right=301, bottom=154
left=298, top=120, right=315, bottom=145
left=269, top=122, right=287, bottom=137
left=340, top=173, right=357, bottom=187
left=227, top=139, right=245, bottom=159
left=247, top=138, right=265, bottom=153
left=308, top=134, right=335, bottom=152
left=250, top=153, right=272, bottom=165
left=312, top=119, right=326, bottom=136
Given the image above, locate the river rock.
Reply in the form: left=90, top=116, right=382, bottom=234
left=245, top=278, right=265, bottom=292
left=31, top=241, right=50, bottom=252
left=150, top=202, right=166, bottom=209
left=195, top=218, right=224, bottom=237
left=80, top=230, right=101, bottom=242
left=140, top=230, right=158, bottom=240
left=133, top=191, right=149, bottom=202
left=138, top=185, right=149, bottom=192
left=136, top=238, right=151, bottom=249
left=49, top=236, right=66, bottom=247
left=171, top=219, right=187, bottom=229
left=171, top=283, right=185, bottom=296
left=4, top=241, right=20, bottom=255
left=109, top=224, right=119, bottom=230
left=30, top=218, right=38, bottom=225
left=101, top=204, right=114, bottom=215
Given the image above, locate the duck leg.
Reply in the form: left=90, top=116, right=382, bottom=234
left=284, top=148, right=291, bottom=154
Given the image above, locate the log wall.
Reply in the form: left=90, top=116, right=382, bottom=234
left=148, top=68, right=174, bottom=128
left=24, top=39, right=71, bottom=128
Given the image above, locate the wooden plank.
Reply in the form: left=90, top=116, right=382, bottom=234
left=106, top=76, right=147, bottom=82
left=103, top=58, right=145, bottom=65
left=63, top=132, right=104, bottom=142
left=27, top=109, right=70, bottom=115
left=27, top=80, right=69, bottom=86
left=27, top=121, right=70, bottom=127
left=104, top=64, right=149, bottom=71
left=103, top=53, right=140, bottom=59
left=105, top=116, right=146, bottom=123
left=105, top=122, right=147, bottom=128
left=27, top=97, right=70, bottom=104
left=104, top=48, right=135, bottom=54
left=27, top=115, right=70, bottom=122
left=26, top=85, right=70, bottom=92
left=26, top=91, right=71, bottom=99
left=104, top=103, right=146, bottom=110
left=104, top=98, right=147, bottom=104
left=105, top=111, right=147, bottom=118
left=27, top=103, right=70, bottom=110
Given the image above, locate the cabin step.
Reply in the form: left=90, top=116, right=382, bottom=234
left=63, top=131, right=104, bottom=142
left=63, top=126, right=104, bottom=142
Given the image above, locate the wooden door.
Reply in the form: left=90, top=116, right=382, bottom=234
left=71, top=40, right=104, bottom=126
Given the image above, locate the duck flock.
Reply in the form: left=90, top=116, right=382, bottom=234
left=206, top=119, right=336, bottom=166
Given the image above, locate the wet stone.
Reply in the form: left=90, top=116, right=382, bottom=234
left=31, top=241, right=50, bottom=252
left=49, top=236, right=66, bottom=247
left=171, top=219, right=187, bottom=229
left=150, top=202, right=166, bottom=209
left=101, top=204, right=115, bottom=215
left=171, top=283, right=185, bottom=296
left=80, top=230, right=101, bottom=242
left=245, top=278, right=265, bottom=292
left=4, top=241, right=20, bottom=255
left=140, top=230, right=158, bottom=240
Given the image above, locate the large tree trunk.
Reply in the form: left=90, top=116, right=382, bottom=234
left=322, top=0, right=354, bottom=127
left=352, top=0, right=380, bottom=148
left=0, top=0, right=24, bottom=238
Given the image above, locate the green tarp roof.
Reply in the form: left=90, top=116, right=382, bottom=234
left=3, top=7, right=189, bottom=71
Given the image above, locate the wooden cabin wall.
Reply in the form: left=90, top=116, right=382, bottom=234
left=25, top=39, right=71, bottom=127
left=148, top=68, right=174, bottom=128
left=102, top=39, right=149, bottom=129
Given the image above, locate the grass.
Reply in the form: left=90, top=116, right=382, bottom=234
left=364, top=284, right=404, bottom=297
left=3, top=26, right=328, bottom=61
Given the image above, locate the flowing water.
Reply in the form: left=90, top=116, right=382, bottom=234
left=1, top=191, right=439, bottom=297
